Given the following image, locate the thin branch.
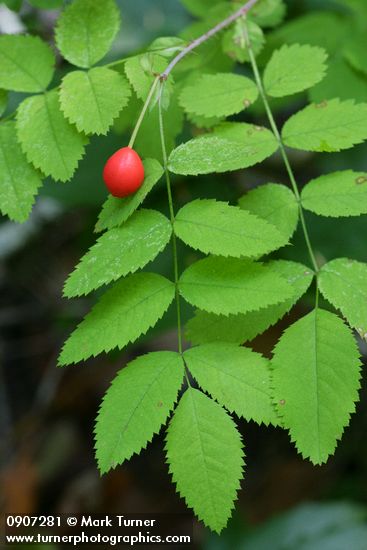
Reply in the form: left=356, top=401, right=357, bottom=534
left=158, top=83, right=183, bottom=356
left=160, top=0, right=261, bottom=80
left=243, top=22, right=320, bottom=274
left=158, top=82, right=192, bottom=386
left=128, top=76, right=159, bottom=148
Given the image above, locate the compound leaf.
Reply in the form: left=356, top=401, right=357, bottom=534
left=239, top=183, right=299, bottom=241
left=174, top=199, right=287, bottom=258
left=301, top=171, right=367, bottom=217
left=95, top=159, right=163, bottom=232
left=60, top=67, right=131, bottom=135
left=282, top=99, right=367, bottom=152
left=184, top=343, right=279, bottom=426
left=64, top=209, right=172, bottom=297
left=169, top=122, right=278, bottom=175
left=272, top=308, right=361, bottom=464
left=55, top=0, right=120, bottom=68
left=95, top=351, right=184, bottom=474
left=166, top=388, right=244, bottom=533
left=264, top=44, right=327, bottom=97
left=0, top=34, right=55, bottom=92
left=179, top=256, right=294, bottom=316
left=125, top=54, right=170, bottom=101
left=318, top=258, right=367, bottom=339
left=59, top=273, right=175, bottom=365
left=185, top=260, right=313, bottom=345
left=16, top=89, right=87, bottom=182
left=222, top=19, right=264, bottom=63
left=0, top=121, right=42, bottom=222
left=179, top=73, right=258, bottom=118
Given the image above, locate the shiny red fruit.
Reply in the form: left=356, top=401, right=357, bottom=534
left=103, top=147, right=145, bottom=198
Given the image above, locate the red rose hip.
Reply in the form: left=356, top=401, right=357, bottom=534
left=103, top=147, right=145, bottom=198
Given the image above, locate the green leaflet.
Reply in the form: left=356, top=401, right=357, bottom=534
left=58, top=273, right=175, bottom=366
left=301, top=171, right=367, bottom=217
left=166, top=388, right=244, bottom=533
left=168, top=122, right=278, bottom=176
left=318, top=258, right=367, bottom=339
left=16, top=89, right=87, bottom=182
left=178, top=71, right=223, bottom=129
left=222, top=19, right=264, bottom=63
left=0, top=121, right=42, bottom=222
left=179, top=256, right=294, bottom=316
left=179, top=73, right=258, bottom=118
left=95, top=159, right=164, bottom=232
left=250, top=0, right=286, bottom=28
left=148, top=37, right=186, bottom=59
left=59, top=67, right=131, bottom=135
left=125, top=54, right=171, bottom=101
left=0, top=34, right=55, bottom=93
left=239, top=183, right=299, bottom=241
left=263, top=44, right=327, bottom=97
left=95, top=351, right=185, bottom=474
left=64, top=210, right=172, bottom=298
left=174, top=199, right=287, bottom=258
left=184, top=343, right=279, bottom=426
left=282, top=99, right=367, bottom=153
left=185, top=260, right=314, bottom=345
left=55, top=0, right=120, bottom=68
left=272, top=308, right=361, bottom=464
left=212, top=121, right=278, bottom=150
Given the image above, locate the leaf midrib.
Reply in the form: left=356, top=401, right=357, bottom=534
left=190, top=392, right=220, bottom=526
left=190, top=354, right=271, bottom=398
left=312, top=309, right=322, bottom=461
left=175, top=216, right=275, bottom=243
left=43, top=93, right=69, bottom=178
left=0, top=46, right=44, bottom=90
left=107, top=361, right=171, bottom=465
left=0, top=131, right=27, bottom=218
left=86, top=70, right=104, bottom=129
left=285, top=112, right=365, bottom=139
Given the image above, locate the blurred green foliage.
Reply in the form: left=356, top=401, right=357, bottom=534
left=206, top=501, right=367, bottom=550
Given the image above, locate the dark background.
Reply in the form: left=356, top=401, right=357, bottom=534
left=1, top=1, right=367, bottom=547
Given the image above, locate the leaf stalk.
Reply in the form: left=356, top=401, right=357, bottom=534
left=243, top=21, right=319, bottom=274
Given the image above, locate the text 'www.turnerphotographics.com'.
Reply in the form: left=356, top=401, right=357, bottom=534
left=4, top=514, right=194, bottom=546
